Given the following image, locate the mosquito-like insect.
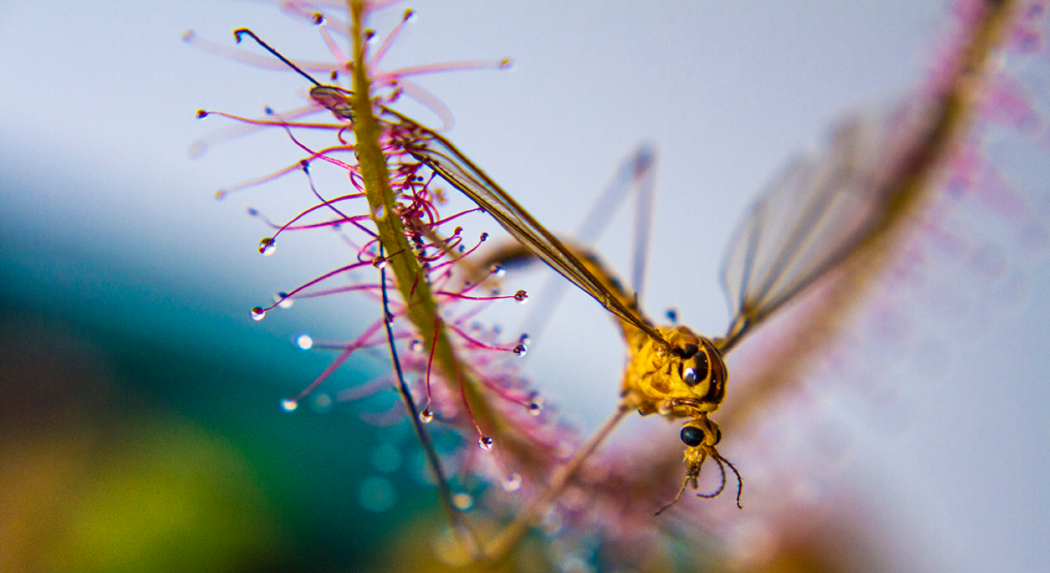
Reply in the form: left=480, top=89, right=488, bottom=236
left=199, top=0, right=1022, bottom=564
left=234, top=0, right=1018, bottom=510
left=425, top=0, right=1022, bottom=558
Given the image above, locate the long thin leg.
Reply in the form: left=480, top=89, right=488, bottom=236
left=481, top=403, right=632, bottom=564
left=517, top=145, right=659, bottom=347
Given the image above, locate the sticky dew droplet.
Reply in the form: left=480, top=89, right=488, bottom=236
left=452, top=492, right=473, bottom=511
left=409, top=339, right=423, bottom=353
left=528, top=402, right=543, bottom=416
left=296, top=334, right=313, bottom=350
left=258, top=237, right=276, bottom=256
left=372, top=255, right=387, bottom=269
left=250, top=307, right=266, bottom=321
left=503, top=473, right=522, bottom=492
left=514, top=290, right=528, bottom=304
left=518, top=333, right=531, bottom=346
left=275, top=292, right=294, bottom=309
left=478, top=436, right=494, bottom=451
left=489, top=264, right=506, bottom=278
left=512, top=344, right=528, bottom=357
left=419, top=408, right=434, bottom=423
left=480, top=232, right=489, bottom=242
left=280, top=399, right=298, bottom=412
left=312, top=393, right=332, bottom=413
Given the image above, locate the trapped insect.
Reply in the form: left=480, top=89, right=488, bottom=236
left=192, top=0, right=1036, bottom=567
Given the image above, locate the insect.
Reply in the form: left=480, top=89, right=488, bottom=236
left=478, top=1, right=1024, bottom=558
left=202, top=0, right=1023, bottom=563
left=235, top=0, right=1018, bottom=508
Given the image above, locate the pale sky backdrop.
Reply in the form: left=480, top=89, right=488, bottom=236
left=1, top=1, right=1047, bottom=571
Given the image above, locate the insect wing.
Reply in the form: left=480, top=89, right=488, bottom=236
left=389, top=112, right=665, bottom=343
left=719, top=104, right=927, bottom=351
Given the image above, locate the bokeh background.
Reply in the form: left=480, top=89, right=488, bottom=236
left=1, top=1, right=1047, bottom=572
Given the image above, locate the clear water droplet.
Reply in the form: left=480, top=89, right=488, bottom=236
left=452, top=492, right=473, bottom=511
left=371, top=443, right=403, bottom=474
left=489, top=264, right=506, bottom=278
left=312, top=393, right=332, bottom=413
left=409, top=339, right=423, bottom=353
left=275, top=292, right=294, bottom=309
left=280, top=399, right=298, bottom=412
left=512, top=344, right=528, bottom=357
left=259, top=237, right=276, bottom=256
left=657, top=400, right=674, bottom=416
left=478, top=436, right=494, bottom=451
left=250, top=307, right=266, bottom=321
left=296, top=334, right=314, bottom=350
left=373, top=205, right=386, bottom=219
left=372, top=255, right=387, bottom=269
left=419, top=408, right=434, bottom=423
left=358, top=476, right=396, bottom=513
left=503, top=473, right=522, bottom=492
left=514, top=290, right=528, bottom=304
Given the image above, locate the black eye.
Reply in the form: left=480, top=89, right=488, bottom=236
left=680, top=426, right=704, bottom=448
left=693, top=351, right=709, bottom=383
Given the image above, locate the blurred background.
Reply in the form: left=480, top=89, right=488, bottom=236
left=1, top=1, right=1047, bottom=572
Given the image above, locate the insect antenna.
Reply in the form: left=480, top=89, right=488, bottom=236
left=233, top=28, right=323, bottom=87
left=696, top=456, right=727, bottom=500
left=718, top=453, right=744, bottom=510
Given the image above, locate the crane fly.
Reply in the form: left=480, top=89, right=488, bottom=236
left=222, top=0, right=1020, bottom=561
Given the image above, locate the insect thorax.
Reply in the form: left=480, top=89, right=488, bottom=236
left=621, top=325, right=727, bottom=419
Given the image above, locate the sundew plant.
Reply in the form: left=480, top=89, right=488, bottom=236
left=191, top=0, right=1049, bottom=570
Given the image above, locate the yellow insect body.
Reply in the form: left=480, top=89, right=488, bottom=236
left=622, top=325, right=726, bottom=419
left=567, top=247, right=732, bottom=482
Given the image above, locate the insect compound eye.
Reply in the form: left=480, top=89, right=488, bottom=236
left=683, top=367, right=698, bottom=386
left=680, top=425, right=705, bottom=448
left=693, top=351, right=710, bottom=384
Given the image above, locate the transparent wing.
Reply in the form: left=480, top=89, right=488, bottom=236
left=387, top=109, right=667, bottom=345
left=519, top=145, right=658, bottom=345
left=719, top=102, right=931, bottom=352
